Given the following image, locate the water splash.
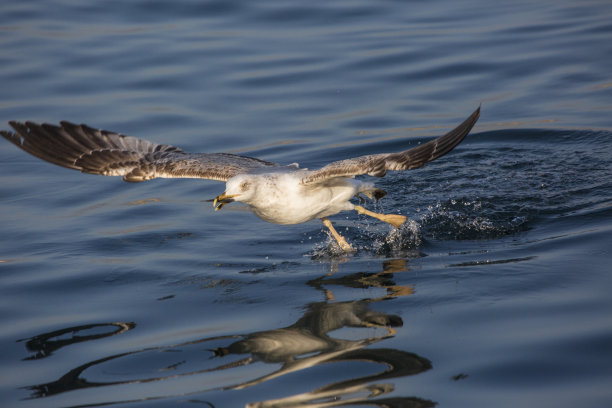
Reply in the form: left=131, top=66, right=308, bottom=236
left=418, top=198, right=530, bottom=240
left=309, top=196, right=530, bottom=258
left=371, top=218, right=422, bottom=256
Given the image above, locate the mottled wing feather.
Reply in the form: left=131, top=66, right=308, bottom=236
left=301, top=106, right=480, bottom=184
left=1, top=121, right=278, bottom=182
left=117, top=152, right=277, bottom=182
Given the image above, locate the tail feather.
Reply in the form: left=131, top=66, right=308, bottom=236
left=361, top=187, right=387, bottom=201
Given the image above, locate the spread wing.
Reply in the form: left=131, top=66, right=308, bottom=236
left=301, top=106, right=480, bottom=185
left=1, top=121, right=278, bottom=182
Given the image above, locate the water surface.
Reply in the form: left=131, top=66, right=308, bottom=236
left=1, top=1, right=611, bottom=407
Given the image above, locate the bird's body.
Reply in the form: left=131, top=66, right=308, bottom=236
left=223, top=170, right=374, bottom=225
left=1, top=107, right=480, bottom=251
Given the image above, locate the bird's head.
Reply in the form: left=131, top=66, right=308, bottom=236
left=212, top=175, right=256, bottom=211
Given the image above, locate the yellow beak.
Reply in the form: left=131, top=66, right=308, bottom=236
left=213, top=193, right=241, bottom=211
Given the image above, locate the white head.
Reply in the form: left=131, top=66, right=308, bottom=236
left=212, top=174, right=257, bottom=210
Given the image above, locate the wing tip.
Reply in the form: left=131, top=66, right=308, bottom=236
left=471, top=104, right=481, bottom=126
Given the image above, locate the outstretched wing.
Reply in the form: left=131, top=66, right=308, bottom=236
left=1, top=121, right=278, bottom=182
left=301, top=106, right=480, bottom=185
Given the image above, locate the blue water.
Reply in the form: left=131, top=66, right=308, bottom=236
left=1, top=1, right=612, bottom=407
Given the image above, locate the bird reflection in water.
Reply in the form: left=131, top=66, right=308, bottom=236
left=22, top=260, right=434, bottom=407
left=214, top=299, right=432, bottom=408
left=213, top=300, right=404, bottom=381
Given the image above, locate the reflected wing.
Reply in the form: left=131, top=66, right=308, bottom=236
left=1, top=121, right=278, bottom=182
left=301, top=106, right=480, bottom=185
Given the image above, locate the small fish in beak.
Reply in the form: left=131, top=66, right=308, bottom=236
left=212, top=192, right=241, bottom=211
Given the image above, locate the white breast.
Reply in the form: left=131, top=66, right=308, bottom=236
left=244, top=172, right=361, bottom=225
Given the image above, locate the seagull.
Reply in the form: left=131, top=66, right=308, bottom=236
left=1, top=107, right=480, bottom=251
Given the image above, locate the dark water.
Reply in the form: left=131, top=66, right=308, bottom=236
left=1, top=1, right=612, bottom=407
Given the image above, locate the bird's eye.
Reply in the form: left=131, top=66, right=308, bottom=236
left=240, top=181, right=250, bottom=191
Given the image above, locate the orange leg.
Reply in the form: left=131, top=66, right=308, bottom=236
left=321, top=217, right=354, bottom=252
left=354, top=205, right=406, bottom=228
